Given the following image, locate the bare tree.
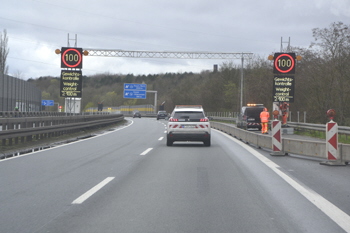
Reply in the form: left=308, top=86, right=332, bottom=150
left=303, top=22, right=350, bottom=124
left=0, top=29, right=9, bottom=76
left=311, top=21, right=350, bottom=59
left=1, top=29, right=9, bottom=110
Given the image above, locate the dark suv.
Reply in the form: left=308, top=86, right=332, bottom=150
left=133, top=111, right=141, bottom=118
left=157, top=111, right=168, bottom=120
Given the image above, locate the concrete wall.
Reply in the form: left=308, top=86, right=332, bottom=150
left=211, top=122, right=349, bottom=164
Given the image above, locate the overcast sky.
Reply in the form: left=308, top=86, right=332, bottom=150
left=1, top=0, right=349, bottom=79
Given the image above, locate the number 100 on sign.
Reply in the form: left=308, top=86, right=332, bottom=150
left=273, top=53, right=296, bottom=74
left=61, top=47, right=83, bottom=69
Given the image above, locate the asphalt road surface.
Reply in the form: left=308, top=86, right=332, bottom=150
left=0, top=118, right=349, bottom=233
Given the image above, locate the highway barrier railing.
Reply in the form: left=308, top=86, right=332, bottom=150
left=211, top=121, right=349, bottom=165
left=287, top=122, right=350, bottom=136
left=0, top=111, right=111, bottom=118
left=0, top=113, right=124, bottom=149
left=211, top=116, right=350, bottom=137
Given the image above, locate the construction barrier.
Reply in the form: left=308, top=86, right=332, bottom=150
left=211, top=121, right=349, bottom=166
left=320, top=120, right=346, bottom=166
left=271, top=120, right=284, bottom=156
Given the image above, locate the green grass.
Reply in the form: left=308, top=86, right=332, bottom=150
left=294, top=128, right=350, bottom=144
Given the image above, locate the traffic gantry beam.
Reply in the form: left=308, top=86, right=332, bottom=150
left=83, top=49, right=254, bottom=60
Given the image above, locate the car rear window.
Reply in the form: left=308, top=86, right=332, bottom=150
left=245, top=108, right=264, bottom=119
left=173, top=111, right=205, bottom=121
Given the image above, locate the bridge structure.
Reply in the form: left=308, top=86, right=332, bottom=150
left=84, top=49, right=253, bottom=109
left=83, top=49, right=253, bottom=60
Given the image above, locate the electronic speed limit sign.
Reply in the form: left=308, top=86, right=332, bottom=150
left=61, top=47, right=83, bottom=69
left=273, top=53, right=296, bottom=74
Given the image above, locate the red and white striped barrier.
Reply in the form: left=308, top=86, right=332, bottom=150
left=321, top=120, right=346, bottom=166
left=270, top=120, right=284, bottom=156
left=327, top=121, right=338, bottom=160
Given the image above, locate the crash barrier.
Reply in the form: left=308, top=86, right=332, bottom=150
left=86, top=104, right=155, bottom=114
left=211, top=122, right=349, bottom=164
left=124, top=113, right=157, bottom=118
left=0, top=113, right=124, bottom=149
left=0, top=111, right=111, bottom=118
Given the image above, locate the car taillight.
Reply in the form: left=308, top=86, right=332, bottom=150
left=200, top=118, right=208, bottom=122
left=169, top=118, right=178, bottom=122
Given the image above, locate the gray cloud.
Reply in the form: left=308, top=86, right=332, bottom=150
left=1, top=0, right=349, bottom=79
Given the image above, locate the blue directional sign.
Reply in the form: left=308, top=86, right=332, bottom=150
left=123, top=90, right=147, bottom=99
left=42, top=100, right=54, bottom=106
left=124, top=83, right=147, bottom=91
left=123, top=83, right=147, bottom=99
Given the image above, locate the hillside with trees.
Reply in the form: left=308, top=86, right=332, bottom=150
left=28, top=22, right=350, bottom=125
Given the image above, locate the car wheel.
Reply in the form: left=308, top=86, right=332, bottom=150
left=166, top=138, right=173, bottom=146
left=203, top=139, right=211, bottom=147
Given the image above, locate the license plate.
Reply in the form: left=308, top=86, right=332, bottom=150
left=182, top=125, right=196, bottom=128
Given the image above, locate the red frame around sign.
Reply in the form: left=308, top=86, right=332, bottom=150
left=62, top=48, right=82, bottom=68
left=274, top=53, right=295, bottom=73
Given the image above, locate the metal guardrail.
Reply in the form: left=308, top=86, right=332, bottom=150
left=287, top=122, right=350, bottom=135
left=0, top=113, right=124, bottom=151
left=0, top=111, right=111, bottom=118
left=211, top=116, right=350, bottom=136
left=211, top=122, right=349, bottom=165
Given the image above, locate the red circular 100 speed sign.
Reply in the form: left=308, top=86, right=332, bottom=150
left=61, top=47, right=83, bottom=69
left=273, top=53, right=296, bottom=74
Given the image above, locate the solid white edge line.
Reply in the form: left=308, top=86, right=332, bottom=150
left=72, top=177, right=115, bottom=204
left=218, top=130, right=350, bottom=232
left=140, top=148, right=153, bottom=155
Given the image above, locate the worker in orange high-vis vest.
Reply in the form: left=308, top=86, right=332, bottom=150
left=260, top=108, right=270, bottom=134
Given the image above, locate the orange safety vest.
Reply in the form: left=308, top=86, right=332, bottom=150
left=260, top=111, right=270, bottom=123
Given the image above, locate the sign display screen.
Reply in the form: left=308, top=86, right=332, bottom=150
left=272, top=76, right=295, bottom=102
left=60, top=70, right=83, bottom=97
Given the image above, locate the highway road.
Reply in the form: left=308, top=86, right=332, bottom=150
left=0, top=118, right=349, bottom=233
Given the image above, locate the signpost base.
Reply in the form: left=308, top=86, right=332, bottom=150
left=270, top=151, right=286, bottom=156
left=320, top=160, right=346, bottom=166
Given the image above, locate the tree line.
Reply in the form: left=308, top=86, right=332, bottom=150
left=23, top=22, right=350, bottom=125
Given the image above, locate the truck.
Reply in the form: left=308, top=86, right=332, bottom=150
left=236, top=104, right=266, bottom=130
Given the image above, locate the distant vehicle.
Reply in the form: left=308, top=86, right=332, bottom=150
left=236, top=104, right=265, bottom=130
left=133, top=111, right=141, bottom=118
left=157, top=111, right=168, bottom=120
left=167, top=105, right=211, bottom=146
